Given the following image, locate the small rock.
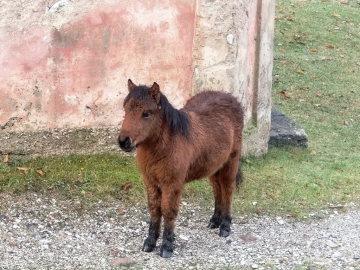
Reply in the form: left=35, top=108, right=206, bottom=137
left=109, top=257, right=135, bottom=267
left=354, top=252, right=359, bottom=260
left=227, top=34, right=234, bottom=45
left=49, top=0, right=68, bottom=13
left=0, top=214, right=7, bottom=221
left=179, top=235, right=189, bottom=241
left=326, top=240, right=339, bottom=248
left=332, top=251, right=342, bottom=259
left=26, top=223, right=39, bottom=230
left=251, top=263, right=259, bottom=269
left=276, top=216, right=285, bottom=225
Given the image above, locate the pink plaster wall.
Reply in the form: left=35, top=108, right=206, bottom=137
left=0, top=0, right=275, bottom=156
left=0, top=0, right=195, bottom=130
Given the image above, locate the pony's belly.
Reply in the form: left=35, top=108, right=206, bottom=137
left=186, top=160, right=225, bottom=182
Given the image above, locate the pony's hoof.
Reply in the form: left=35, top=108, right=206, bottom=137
left=160, top=249, right=173, bottom=258
left=207, top=221, right=219, bottom=229
left=219, top=229, right=230, bottom=237
left=160, top=241, right=173, bottom=258
left=142, top=244, right=155, bottom=252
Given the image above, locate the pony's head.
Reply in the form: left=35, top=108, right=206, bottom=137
left=118, top=79, right=190, bottom=152
left=118, top=79, right=163, bottom=152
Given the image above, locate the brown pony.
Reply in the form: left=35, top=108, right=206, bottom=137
left=118, top=79, right=243, bottom=258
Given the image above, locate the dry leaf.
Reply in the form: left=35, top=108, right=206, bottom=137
left=245, top=159, right=253, bottom=165
left=3, top=154, right=8, bottom=163
left=256, top=207, right=263, bottom=214
left=339, top=111, right=344, bottom=115
left=279, top=48, right=286, bottom=53
left=310, top=150, right=316, bottom=155
left=189, top=188, right=195, bottom=196
left=281, top=60, right=290, bottom=65
left=310, top=48, right=318, bottom=53
left=275, top=17, right=280, bottom=21
left=110, top=249, right=119, bottom=255
left=240, top=233, right=258, bottom=243
left=47, top=186, right=54, bottom=191
left=296, top=68, right=305, bottom=74
left=332, top=13, right=341, bottom=18
left=280, top=91, right=291, bottom=99
left=316, top=91, right=322, bottom=97
left=290, top=212, right=297, bottom=218
left=344, top=120, right=349, bottom=126
left=118, top=208, right=125, bottom=215
left=109, top=257, right=135, bottom=267
left=121, top=182, right=132, bottom=191
left=340, top=1, right=349, bottom=4
left=286, top=17, right=293, bottom=21
left=314, top=104, right=321, bottom=108
left=312, top=76, right=317, bottom=80
left=17, top=167, right=29, bottom=172
left=36, top=169, right=45, bottom=176
left=326, top=44, right=334, bottom=49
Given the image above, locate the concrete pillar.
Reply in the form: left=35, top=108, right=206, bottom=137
left=193, top=0, right=275, bottom=156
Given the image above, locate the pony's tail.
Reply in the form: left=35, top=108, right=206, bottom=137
left=236, top=169, right=243, bottom=188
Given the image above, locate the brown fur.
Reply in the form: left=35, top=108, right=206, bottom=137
left=118, top=79, right=244, bottom=258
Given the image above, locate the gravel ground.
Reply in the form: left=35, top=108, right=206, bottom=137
left=1, top=193, right=359, bottom=270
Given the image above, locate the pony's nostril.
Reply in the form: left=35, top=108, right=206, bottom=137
left=119, top=136, right=131, bottom=149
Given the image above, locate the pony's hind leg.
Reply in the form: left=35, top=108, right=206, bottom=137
left=143, top=183, right=162, bottom=252
left=209, top=152, right=240, bottom=237
left=208, top=171, right=222, bottom=229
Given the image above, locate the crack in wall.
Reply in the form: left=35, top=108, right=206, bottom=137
left=0, top=117, right=22, bottom=130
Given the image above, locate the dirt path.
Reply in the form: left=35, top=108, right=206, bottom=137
left=1, top=193, right=359, bottom=269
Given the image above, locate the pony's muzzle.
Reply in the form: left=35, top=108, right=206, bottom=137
left=118, top=136, right=135, bottom=152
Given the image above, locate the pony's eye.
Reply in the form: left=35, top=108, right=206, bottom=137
left=142, top=111, right=151, bottom=119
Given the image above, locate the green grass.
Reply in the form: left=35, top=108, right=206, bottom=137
left=0, top=154, right=145, bottom=204
left=1, top=0, right=360, bottom=219
left=256, top=0, right=360, bottom=216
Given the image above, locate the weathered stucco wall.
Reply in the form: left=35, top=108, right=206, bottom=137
left=0, top=0, right=274, bottom=157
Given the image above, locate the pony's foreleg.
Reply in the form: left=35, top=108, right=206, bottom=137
left=142, top=183, right=162, bottom=252
left=159, top=184, right=183, bottom=258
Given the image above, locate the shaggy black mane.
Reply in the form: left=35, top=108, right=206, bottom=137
left=124, top=86, right=190, bottom=139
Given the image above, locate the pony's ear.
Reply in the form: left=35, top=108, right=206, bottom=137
left=150, top=82, right=161, bottom=104
left=128, top=79, right=137, bottom=92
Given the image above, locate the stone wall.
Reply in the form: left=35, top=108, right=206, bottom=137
left=0, top=0, right=275, bottom=157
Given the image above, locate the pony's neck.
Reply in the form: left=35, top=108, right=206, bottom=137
left=159, top=94, right=190, bottom=140
left=137, top=117, right=171, bottom=152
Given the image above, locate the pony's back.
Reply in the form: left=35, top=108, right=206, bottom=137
left=183, top=91, right=243, bottom=132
